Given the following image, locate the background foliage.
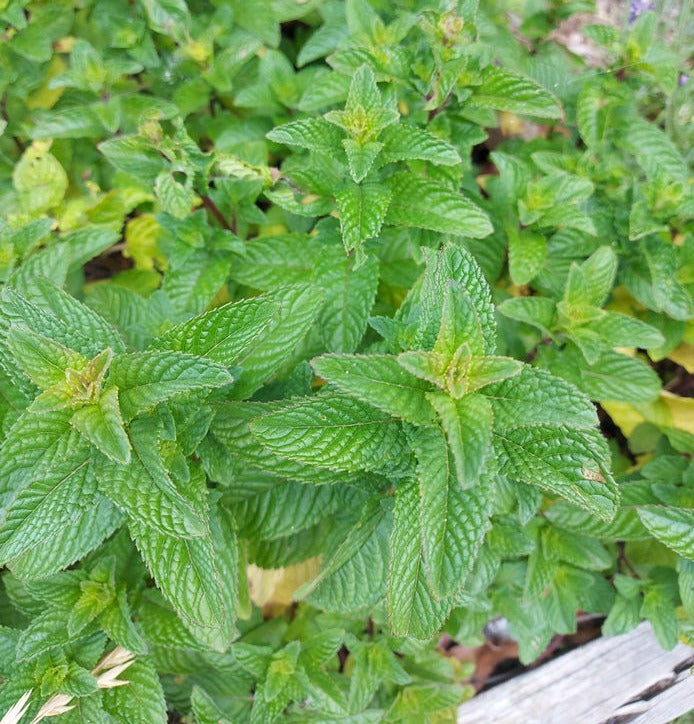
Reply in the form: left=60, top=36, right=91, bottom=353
left=0, top=0, right=692, bottom=720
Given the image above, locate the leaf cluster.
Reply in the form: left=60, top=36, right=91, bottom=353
left=0, top=0, right=692, bottom=721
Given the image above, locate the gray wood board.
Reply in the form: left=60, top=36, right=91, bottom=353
left=457, top=622, right=694, bottom=723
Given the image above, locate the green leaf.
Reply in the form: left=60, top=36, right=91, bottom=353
left=335, top=181, right=392, bottom=258
left=7, top=497, right=122, bottom=579
left=70, top=387, right=131, bottom=464
left=384, top=683, right=467, bottom=722
left=461, top=355, right=524, bottom=395
left=98, top=135, right=164, bottom=185
left=33, top=279, right=125, bottom=353
left=497, top=296, right=557, bottom=337
left=620, top=115, right=688, bottom=181
left=385, top=173, right=492, bottom=238
left=378, top=123, right=461, bottom=166
left=0, top=433, right=93, bottom=564
left=297, top=498, right=386, bottom=600
left=267, top=118, right=345, bottom=153
left=230, top=284, right=324, bottom=399
left=151, top=297, right=277, bottom=365
left=250, top=394, right=408, bottom=472
left=434, top=283, right=487, bottom=358
left=101, top=659, right=168, bottom=723
left=0, top=409, right=78, bottom=506
left=109, top=351, right=232, bottom=420
left=508, top=229, right=547, bottom=285
left=210, top=401, right=360, bottom=486
left=228, top=235, right=318, bottom=290
left=191, top=686, right=231, bottom=724
left=161, top=251, right=233, bottom=319
left=315, top=249, right=379, bottom=353
left=546, top=499, right=648, bottom=541
left=13, top=142, right=69, bottom=215
left=538, top=345, right=661, bottom=403
left=582, top=312, right=665, bottom=349
left=2, top=288, right=105, bottom=358
left=542, top=526, right=612, bottom=570
left=99, top=419, right=207, bottom=538
left=325, top=64, right=398, bottom=140
left=343, top=139, right=383, bottom=182
left=388, top=478, right=452, bottom=639
left=482, top=366, right=598, bottom=431
left=311, top=354, right=435, bottom=425
left=566, top=246, right=618, bottom=307
left=155, top=171, right=194, bottom=218
left=427, top=392, right=492, bottom=489
left=641, top=585, right=679, bottom=650
left=7, top=326, right=87, bottom=389
left=495, top=426, right=619, bottom=520
left=603, top=592, right=642, bottom=637
left=638, top=506, right=694, bottom=560
left=307, top=510, right=390, bottom=614
left=233, top=481, right=345, bottom=541
left=130, top=506, right=235, bottom=650
left=415, top=243, right=498, bottom=354
left=471, top=66, right=562, bottom=118
left=414, top=426, right=491, bottom=599
left=15, top=608, right=74, bottom=662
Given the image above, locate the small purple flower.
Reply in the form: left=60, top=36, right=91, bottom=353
left=629, top=0, right=655, bottom=24
left=679, top=73, right=689, bottom=86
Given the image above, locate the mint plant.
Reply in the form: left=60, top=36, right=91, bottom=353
left=1, top=0, right=692, bottom=721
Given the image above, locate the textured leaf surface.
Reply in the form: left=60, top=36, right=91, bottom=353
left=385, top=173, right=492, bottom=238
left=414, top=427, right=491, bottom=598
left=315, top=248, right=379, bottom=353
left=7, top=496, right=122, bottom=579
left=415, top=243, right=497, bottom=354
left=230, top=284, right=324, bottom=399
left=335, top=181, right=391, bottom=255
left=471, top=66, right=562, bottom=118
left=495, top=426, right=618, bottom=520
left=70, top=386, right=131, bottom=464
left=638, top=506, right=694, bottom=560
left=33, top=278, right=125, bottom=353
left=233, top=481, right=346, bottom=540
left=0, top=410, right=84, bottom=510
left=482, top=366, right=597, bottom=431
left=267, top=118, right=344, bottom=153
left=379, top=123, right=461, bottom=166
left=7, top=326, right=87, bottom=389
left=307, top=530, right=387, bottom=615
left=151, top=297, right=277, bottom=366
left=229, top=234, right=318, bottom=290
left=388, top=478, right=452, bottom=639
left=2, top=289, right=104, bottom=357
left=497, top=296, right=556, bottom=336
left=102, top=659, right=167, bottom=724
left=99, top=431, right=207, bottom=538
left=312, top=354, right=435, bottom=425
left=251, top=394, right=408, bottom=472
left=427, top=392, right=492, bottom=489
left=130, top=510, right=235, bottom=650
left=300, top=499, right=387, bottom=603
left=210, top=401, right=360, bottom=486
left=0, top=433, right=93, bottom=564
left=109, top=351, right=232, bottom=420
left=540, top=346, right=661, bottom=403
left=585, top=312, right=665, bottom=349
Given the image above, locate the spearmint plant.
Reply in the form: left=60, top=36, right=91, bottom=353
left=0, top=0, right=692, bottom=721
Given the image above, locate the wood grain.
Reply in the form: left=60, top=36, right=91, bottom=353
left=457, top=622, right=694, bottom=723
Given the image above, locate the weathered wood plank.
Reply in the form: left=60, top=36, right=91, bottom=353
left=457, top=622, right=694, bottom=724
left=613, top=666, right=694, bottom=723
